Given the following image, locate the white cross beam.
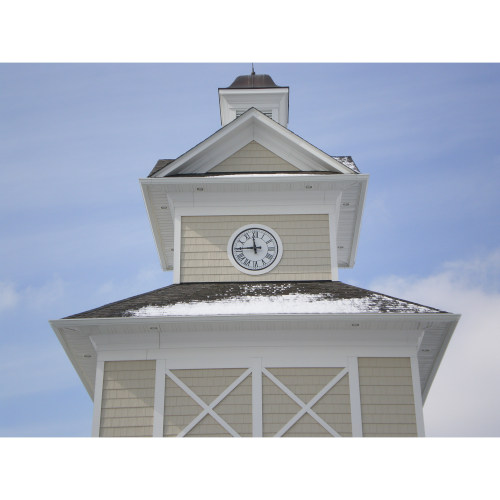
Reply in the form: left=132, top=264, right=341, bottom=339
left=262, top=367, right=349, bottom=437
left=166, top=368, right=252, bottom=437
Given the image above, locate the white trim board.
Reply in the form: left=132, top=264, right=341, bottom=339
left=91, top=360, right=104, bottom=437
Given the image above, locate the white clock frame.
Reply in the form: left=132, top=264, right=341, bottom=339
left=227, top=223, right=284, bottom=275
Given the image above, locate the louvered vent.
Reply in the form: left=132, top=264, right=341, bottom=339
left=236, top=109, right=273, bottom=119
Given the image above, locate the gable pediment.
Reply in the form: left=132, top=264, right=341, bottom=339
left=151, top=108, right=355, bottom=177
left=208, top=141, right=300, bottom=173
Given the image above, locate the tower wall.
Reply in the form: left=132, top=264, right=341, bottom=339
left=180, top=214, right=332, bottom=283
left=93, top=357, right=420, bottom=437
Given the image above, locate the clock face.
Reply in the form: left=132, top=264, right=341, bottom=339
left=227, top=224, right=283, bottom=275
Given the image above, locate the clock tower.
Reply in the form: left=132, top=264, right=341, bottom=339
left=50, top=71, right=460, bottom=437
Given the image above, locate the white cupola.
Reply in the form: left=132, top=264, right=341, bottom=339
left=218, top=69, right=289, bottom=127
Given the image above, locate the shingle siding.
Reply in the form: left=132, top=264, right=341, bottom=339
left=208, top=141, right=300, bottom=172
left=99, top=360, right=156, bottom=437
left=358, top=357, right=418, bottom=437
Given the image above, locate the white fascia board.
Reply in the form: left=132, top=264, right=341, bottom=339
left=243, top=112, right=353, bottom=173
left=152, top=110, right=355, bottom=177
left=421, top=314, right=460, bottom=402
left=141, top=173, right=368, bottom=188
left=152, top=113, right=255, bottom=177
left=347, top=175, right=369, bottom=268
left=140, top=181, right=170, bottom=271
left=52, top=312, right=457, bottom=331
left=49, top=320, right=95, bottom=399
left=81, top=315, right=429, bottom=356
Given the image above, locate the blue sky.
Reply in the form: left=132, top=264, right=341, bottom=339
left=1, top=63, right=500, bottom=438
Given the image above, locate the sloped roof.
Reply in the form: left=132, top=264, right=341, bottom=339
left=65, top=281, right=446, bottom=319
left=149, top=159, right=175, bottom=177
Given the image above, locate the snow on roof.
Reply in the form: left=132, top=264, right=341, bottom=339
left=65, top=281, right=445, bottom=319
left=125, top=293, right=434, bottom=317
left=332, top=156, right=360, bottom=173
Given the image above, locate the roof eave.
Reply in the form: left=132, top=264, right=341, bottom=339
left=51, top=311, right=459, bottom=402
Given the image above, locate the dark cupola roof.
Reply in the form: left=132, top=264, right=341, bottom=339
left=225, top=71, right=284, bottom=89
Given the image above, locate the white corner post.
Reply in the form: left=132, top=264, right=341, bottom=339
left=153, top=359, right=166, bottom=437
left=251, top=358, right=263, bottom=437
left=173, top=213, right=181, bottom=284
left=91, top=360, right=105, bottom=437
left=410, top=355, right=426, bottom=437
left=328, top=192, right=342, bottom=281
left=348, top=356, right=363, bottom=437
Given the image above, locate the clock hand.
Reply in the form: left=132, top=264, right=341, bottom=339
left=252, top=236, right=257, bottom=254
left=235, top=246, right=262, bottom=250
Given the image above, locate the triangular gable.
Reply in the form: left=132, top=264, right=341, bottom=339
left=151, top=108, right=355, bottom=177
left=208, top=141, right=300, bottom=173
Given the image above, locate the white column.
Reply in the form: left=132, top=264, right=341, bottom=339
left=91, top=360, right=105, bottom=437
left=251, top=358, right=263, bottom=437
left=348, top=356, right=363, bottom=437
left=173, top=213, right=181, bottom=284
left=328, top=192, right=342, bottom=281
left=410, top=355, right=426, bottom=437
left=153, top=359, right=166, bottom=437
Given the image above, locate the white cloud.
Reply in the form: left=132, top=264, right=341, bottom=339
left=370, top=250, right=500, bottom=436
left=0, top=282, right=19, bottom=311
left=0, top=277, right=66, bottom=314
left=24, top=277, right=66, bottom=311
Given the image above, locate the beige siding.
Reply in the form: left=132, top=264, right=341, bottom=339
left=99, top=360, right=156, bottom=437
left=181, top=214, right=331, bottom=282
left=209, top=141, right=300, bottom=172
left=262, top=373, right=302, bottom=436
left=358, top=357, right=417, bottom=437
left=263, top=367, right=352, bottom=437
left=164, top=368, right=252, bottom=437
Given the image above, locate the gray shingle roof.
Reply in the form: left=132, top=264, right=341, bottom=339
left=64, top=281, right=446, bottom=319
left=148, top=159, right=175, bottom=177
